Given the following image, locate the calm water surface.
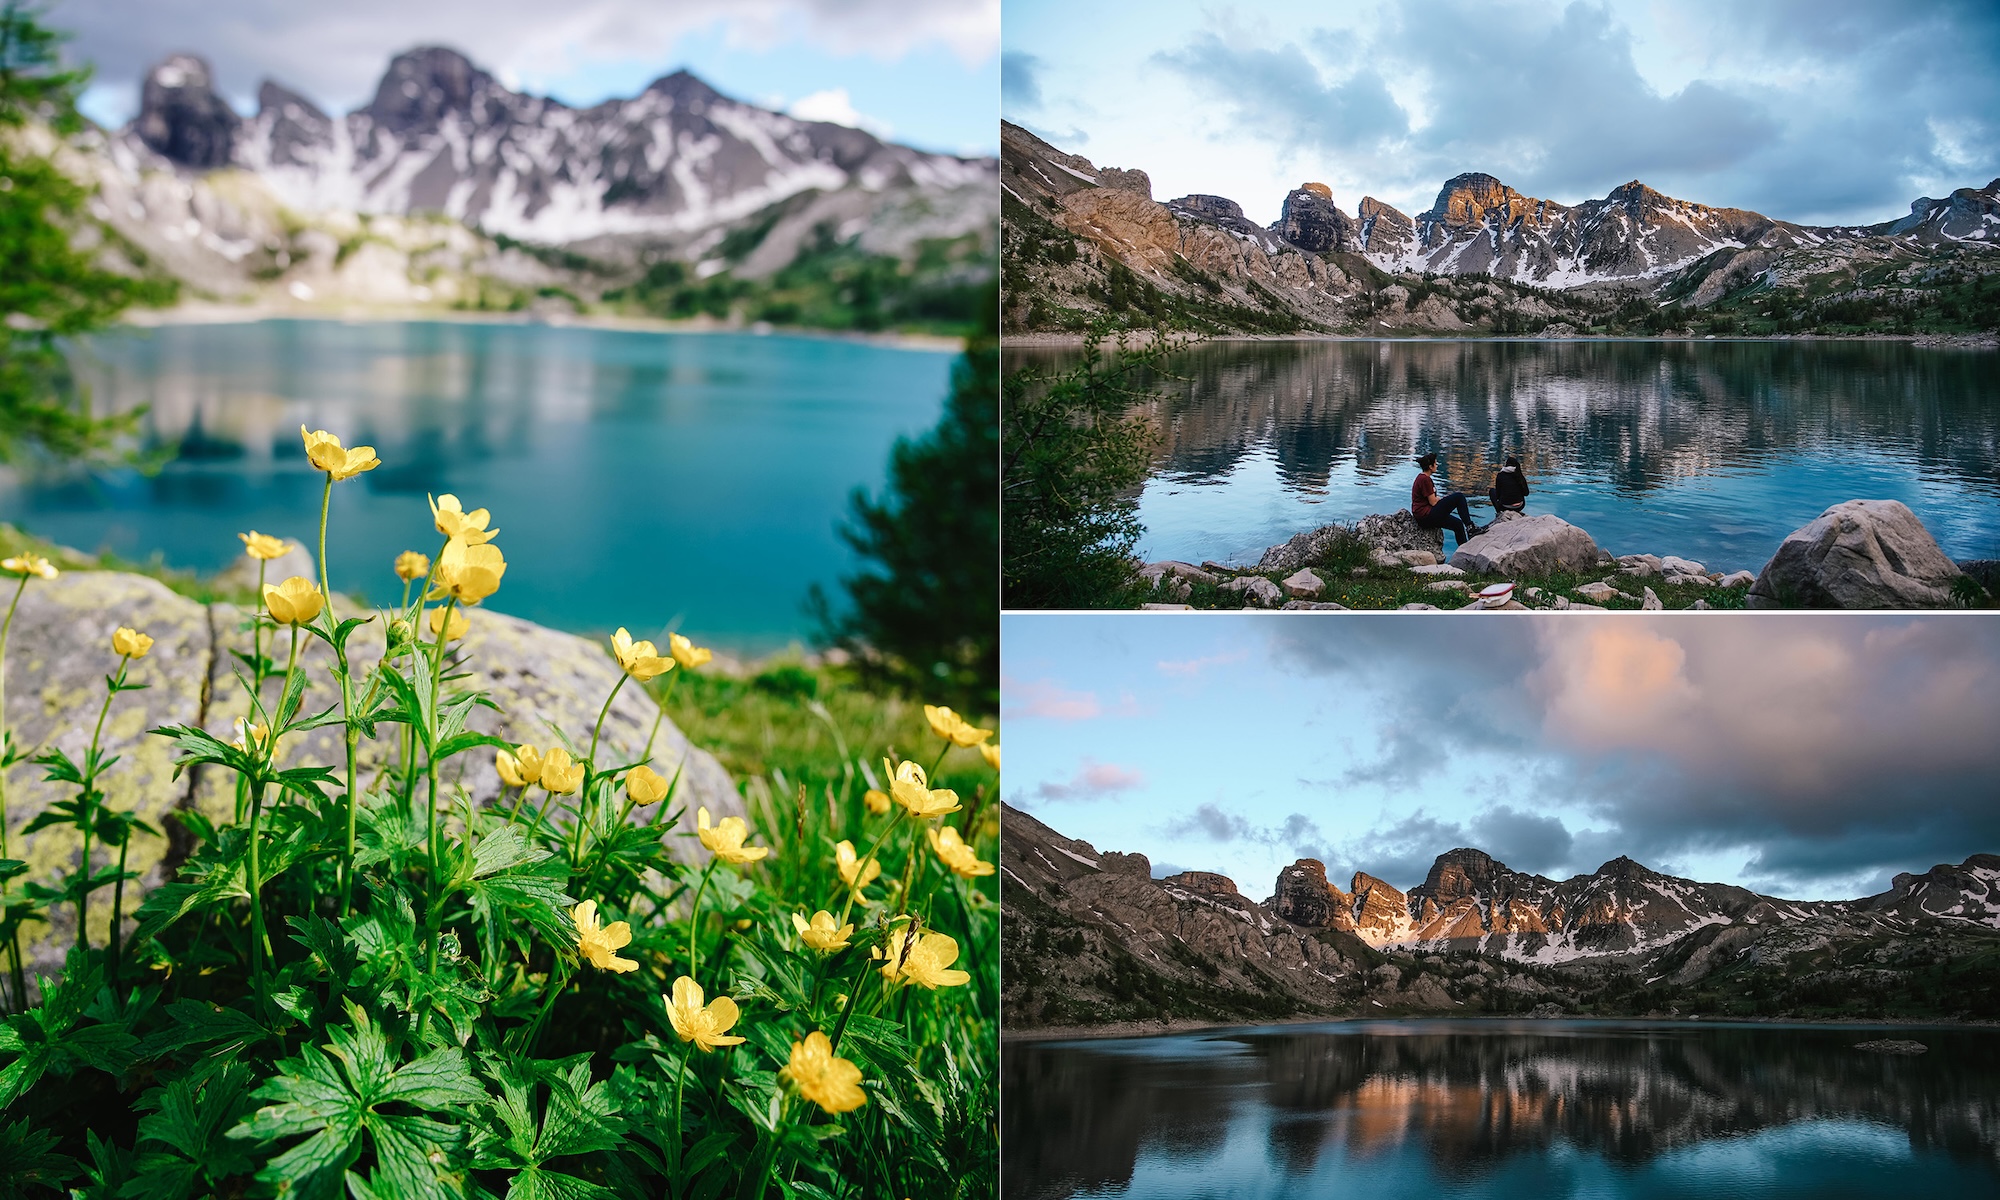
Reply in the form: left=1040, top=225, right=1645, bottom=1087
left=1007, top=339, right=2000, bottom=572
left=1002, top=1020, right=2000, bottom=1200
left=0, top=320, right=955, bottom=649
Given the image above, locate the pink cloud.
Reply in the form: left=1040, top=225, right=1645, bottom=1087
left=1033, top=758, right=1148, bottom=802
left=1002, top=676, right=1143, bottom=720
left=1157, top=649, right=1248, bottom=678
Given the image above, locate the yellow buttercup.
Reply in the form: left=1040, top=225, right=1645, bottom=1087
left=112, top=627, right=153, bottom=659
left=665, top=976, right=745, bottom=1051
left=791, top=910, right=853, bottom=952
left=263, top=576, right=325, bottom=625
left=238, top=531, right=289, bottom=560
left=697, top=806, right=768, bottom=865
left=782, top=1031, right=865, bottom=1114
left=300, top=426, right=379, bottom=481
left=927, top=826, right=994, bottom=879
left=572, top=900, right=638, bottom=973
left=610, top=628, right=674, bottom=682
left=428, top=494, right=499, bottom=545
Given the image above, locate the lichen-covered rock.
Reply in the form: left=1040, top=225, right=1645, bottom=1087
left=1255, top=524, right=1352, bottom=574
left=1747, top=500, right=1963, bottom=609
left=1450, top=514, right=1602, bottom=576
left=1280, top=569, right=1324, bottom=598
left=1, top=570, right=738, bottom=967
left=1355, top=511, right=1446, bottom=557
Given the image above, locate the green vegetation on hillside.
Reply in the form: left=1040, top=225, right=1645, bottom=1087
left=0, top=1, right=177, bottom=464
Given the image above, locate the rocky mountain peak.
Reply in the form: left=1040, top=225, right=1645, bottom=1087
left=1594, top=855, right=1654, bottom=881
left=643, top=68, right=723, bottom=108
left=1299, top=181, right=1333, bottom=200
left=366, top=46, right=510, bottom=133
left=134, top=53, right=239, bottom=168
left=1415, top=847, right=1507, bottom=902
left=1277, top=185, right=1357, bottom=253
left=1425, top=172, right=1544, bottom=228
left=1174, top=194, right=1249, bottom=224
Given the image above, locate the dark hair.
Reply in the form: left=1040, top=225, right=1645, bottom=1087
left=1416, top=452, right=1437, bottom=471
left=1504, top=455, right=1520, bottom=470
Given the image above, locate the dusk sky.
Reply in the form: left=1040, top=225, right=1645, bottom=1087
left=1002, top=613, right=2000, bottom=904
left=54, top=0, right=999, bottom=157
left=1002, top=0, right=2000, bottom=226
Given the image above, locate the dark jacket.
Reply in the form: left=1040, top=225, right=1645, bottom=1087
left=1490, top=465, right=1529, bottom=510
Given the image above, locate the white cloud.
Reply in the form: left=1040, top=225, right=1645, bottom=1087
left=787, top=87, right=892, bottom=138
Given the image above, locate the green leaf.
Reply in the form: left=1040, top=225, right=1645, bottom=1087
left=469, top=826, right=551, bottom=881
left=0, top=1116, right=78, bottom=1196
left=134, top=1000, right=267, bottom=1059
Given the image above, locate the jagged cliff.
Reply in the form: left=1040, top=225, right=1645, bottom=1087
left=1000, top=119, right=2000, bottom=336
left=1003, top=803, right=2000, bottom=1028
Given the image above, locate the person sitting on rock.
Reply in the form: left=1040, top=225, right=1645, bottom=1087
left=1489, top=455, right=1529, bottom=515
left=1411, top=452, right=1483, bottom=547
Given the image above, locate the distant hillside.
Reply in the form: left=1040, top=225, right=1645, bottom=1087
left=1001, top=121, right=2000, bottom=338
left=1002, top=803, right=2000, bottom=1028
left=36, top=50, right=998, bottom=334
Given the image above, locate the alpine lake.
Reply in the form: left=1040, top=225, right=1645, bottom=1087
left=1002, top=1019, right=2000, bottom=1200
left=2, top=319, right=959, bottom=651
left=1005, top=338, right=2000, bottom=574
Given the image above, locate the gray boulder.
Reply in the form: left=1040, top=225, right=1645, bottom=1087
left=1747, top=500, right=1963, bottom=609
left=1221, top=576, right=1283, bottom=607
left=1355, top=511, right=1446, bottom=557
left=1449, top=515, right=1602, bottom=576
left=1, top=570, right=738, bottom=968
left=1256, top=524, right=1351, bottom=575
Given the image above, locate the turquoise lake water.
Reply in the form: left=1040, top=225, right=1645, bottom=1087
left=1006, top=339, right=2000, bottom=573
left=0, top=320, right=957, bottom=650
left=1002, top=1020, right=2000, bottom=1200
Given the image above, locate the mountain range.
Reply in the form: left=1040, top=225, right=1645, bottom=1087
left=1000, top=120, right=2000, bottom=336
left=48, top=50, right=998, bottom=328
left=1002, top=803, right=2000, bottom=1028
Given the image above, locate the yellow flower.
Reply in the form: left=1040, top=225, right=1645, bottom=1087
left=571, top=900, right=638, bottom=973
left=863, top=788, right=891, bottom=815
left=927, top=826, right=994, bottom=879
left=430, top=536, right=506, bottom=605
left=496, top=747, right=530, bottom=788
left=238, top=531, right=289, bottom=560
left=885, top=759, right=960, bottom=819
left=792, top=910, right=854, bottom=952
left=835, top=840, right=881, bottom=891
left=232, top=716, right=271, bottom=751
left=981, top=742, right=1000, bottom=771
left=924, top=704, right=993, bottom=748
left=665, top=976, right=745, bottom=1052
left=428, top=494, right=498, bottom=545
left=669, top=632, right=712, bottom=671
left=300, top=426, right=380, bottom=481
left=512, top=744, right=546, bottom=784
left=263, top=575, right=325, bottom=625
left=1, top=554, right=56, bottom=580
left=625, top=764, right=669, bottom=805
left=879, top=928, right=971, bottom=989
left=426, top=606, right=468, bottom=641
left=394, top=550, right=430, bottom=582
left=697, top=806, right=768, bottom=865
left=609, top=627, right=673, bottom=682
left=782, top=1031, right=865, bottom=1114
left=539, top=747, right=583, bottom=795
left=111, top=627, right=153, bottom=659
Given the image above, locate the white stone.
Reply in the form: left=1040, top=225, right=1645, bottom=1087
left=1397, top=602, right=1441, bottom=611
left=1281, top=600, right=1349, bottom=611
left=1410, top=563, right=1466, bottom=577
left=1281, top=568, right=1325, bottom=599
left=1221, top=576, right=1284, bottom=607
left=1426, top=580, right=1470, bottom=592
left=1573, top=581, right=1620, bottom=603
left=1748, top=499, right=1963, bottom=609
left=1138, top=603, right=1196, bottom=611
left=1664, top=572, right=1713, bottom=588
left=1659, top=555, right=1707, bottom=576
left=1450, top=514, right=1603, bottom=576
left=1642, top=586, right=1663, bottom=610
left=1718, top=570, right=1756, bottom=588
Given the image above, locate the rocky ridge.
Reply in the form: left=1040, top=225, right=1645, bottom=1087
left=44, top=49, right=997, bottom=318
left=1001, top=120, right=2000, bottom=335
left=1003, top=805, right=2000, bottom=1028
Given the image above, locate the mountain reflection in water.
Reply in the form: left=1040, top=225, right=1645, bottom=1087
left=1001, top=1021, right=2000, bottom=1200
left=1004, top=339, right=2000, bottom=571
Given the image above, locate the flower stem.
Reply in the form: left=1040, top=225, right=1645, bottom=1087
left=685, top=857, right=717, bottom=985
left=574, top=674, right=628, bottom=864
left=246, top=780, right=270, bottom=1017
left=837, top=808, right=908, bottom=929
left=108, top=832, right=130, bottom=1006
left=0, top=573, right=28, bottom=1010
left=75, top=656, right=130, bottom=954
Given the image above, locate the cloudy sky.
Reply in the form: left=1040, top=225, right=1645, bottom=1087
left=1003, top=0, right=2000, bottom=226
left=1003, top=613, right=2000, bottom=903
left=53, top=0, right=998, bottom=156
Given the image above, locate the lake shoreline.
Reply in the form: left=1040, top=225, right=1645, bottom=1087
left=118, top=302, right=968, bottom=354
left=1004, top=330, right=2000, bottom=350
left=1002, top=1012, right=2000, bottom=1043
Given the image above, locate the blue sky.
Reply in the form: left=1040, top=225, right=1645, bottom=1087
left=1002, top=0, right=2000, bottom=225
left=55, top=0, right=998, bottom=157
left=1002, top=613, right=2000, bottom=903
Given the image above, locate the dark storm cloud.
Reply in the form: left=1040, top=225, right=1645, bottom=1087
left=1163, top=806, right=1330, bottom=862
left=1149, top=0, right=1999, bottom=224
left=1270, top=617, right=2000, bottom=899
